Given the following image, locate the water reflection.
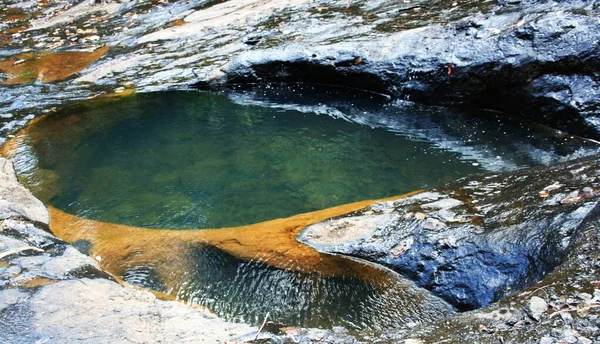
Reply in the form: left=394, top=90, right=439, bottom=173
left=227, top=83, right=599, bottom=172
left=124, top=244, right=454, bottom=330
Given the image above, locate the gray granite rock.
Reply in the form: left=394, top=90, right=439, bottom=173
left=525, top=296, right=548, bottom=322
left=300, top=158, right=600, bottom=310
left=0, top=158, right=49, bottom=225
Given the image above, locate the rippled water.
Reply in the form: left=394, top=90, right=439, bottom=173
left=5, top=86, right=598, bottom=331
left=119, top=244, right=454, bottom=330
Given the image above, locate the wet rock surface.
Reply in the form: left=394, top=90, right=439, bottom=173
left=301, top=157, right=600, bottom=311
left=196, top=0, right=600, bottom=139
left=392, top=200, right=600, bottom=344
left=0, top=0, right=599, bottom=141
left=0, top=158, right=48, bottom=225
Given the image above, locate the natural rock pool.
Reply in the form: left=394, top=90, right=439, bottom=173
left=3, top=85, right=599, bottom=332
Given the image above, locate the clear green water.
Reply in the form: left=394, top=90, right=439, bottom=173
left=14, top=90, right=488, bottom=229
left=12, top=87, right=598, bottom=229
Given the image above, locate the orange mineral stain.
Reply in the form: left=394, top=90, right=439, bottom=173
left=2, top=8, right=28, bottom=22
left=47, top=190, right=418, bottom=288
left=0, top=45, right=109, bottom=84
left=7, top=25, right=28, bottom=34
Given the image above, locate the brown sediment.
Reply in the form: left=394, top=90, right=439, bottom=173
left=16, top=276, right=56, bottom=288
left=2, top=8, right=29, bottom=22
left=0, top=35, right=9, bottom=47
left=0, top=87, right=135, bottom=161
left=0, top=89, right=136, bottom=165
left=0, top=136, right=21, bottom=159
left=99, top=88, right=136, bottom=98
left=47, top=191, right=419, bottom=288
left=0, top=113, right=53, bottom=160
left=36, top=1, right=51, bottom=8
left=0, top=45, right=109, bottom=84
left=0, top=7, right=33, bottom=47
left=7, top=25, right=29, bottom=34
left=82, top=88, right=137, bottom=104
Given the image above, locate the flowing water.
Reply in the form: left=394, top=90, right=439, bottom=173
left=4, top=86, right=598, bottom=331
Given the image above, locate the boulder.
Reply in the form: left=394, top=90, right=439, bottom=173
left=300, top=157, right=600, bottom=309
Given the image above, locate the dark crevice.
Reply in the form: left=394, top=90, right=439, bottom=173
left=194, top=55, right=600, bottom=140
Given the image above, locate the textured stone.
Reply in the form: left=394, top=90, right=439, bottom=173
left=300, top=158, right=600, bottom=310
left=525, top=296, right=548, bottom=322
left=0, top=158, right=49, bottom=225
left=19, top=279, right=256, bottom=344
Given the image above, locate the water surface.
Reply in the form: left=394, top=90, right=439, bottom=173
left=10, top=90, right=489, bottom=228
